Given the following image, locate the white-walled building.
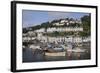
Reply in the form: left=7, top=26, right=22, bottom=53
left=47, top=27, right=83, bottom=32
left=60, top=19, right=69, bottom=23
left=34, top=28, right=45, bottom=33
left=52, top=19, right=82, bottom=26
left=36, top=35, right=83, bottom=43
left=27, top=31, right=36, bottom=36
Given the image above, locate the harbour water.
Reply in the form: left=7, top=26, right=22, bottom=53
left=23, top=43, right=90, bottom=62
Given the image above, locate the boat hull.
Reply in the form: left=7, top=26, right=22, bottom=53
left=45, top=52, right=66, bottom=56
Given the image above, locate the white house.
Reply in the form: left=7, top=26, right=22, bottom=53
left=27, top=31, right=36, bottom=36
left=46, top=27, right=83, bottom=32
left=60, top=19, right=69, bottom=23
left=34, top=28, right=45, bottom=33
left=53, top=22, right=65, bottom=26
left=69, top=20, right=75, bottom=24
left=75, top=20, right=82, bottom=24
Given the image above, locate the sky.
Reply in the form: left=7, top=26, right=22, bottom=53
left=22, top=10, right=89, bottom=28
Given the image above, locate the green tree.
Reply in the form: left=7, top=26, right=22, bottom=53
left=81, top=15, right=91, bottom=36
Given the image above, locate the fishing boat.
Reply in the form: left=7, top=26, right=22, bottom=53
left=72, top=47, right=86, bottom=52
left=67, top=47, right=86, bottom=53
left=44, top=46, right=66, bottom=56
left=45, top=51, right=66, bottom=56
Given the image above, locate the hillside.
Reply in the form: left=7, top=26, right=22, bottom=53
left=23, top=15, right=90, bottom=37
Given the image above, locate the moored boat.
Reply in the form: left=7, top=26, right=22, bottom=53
left=45, top=51, right=66, bottom=56
left=67, top=47, right=86, bottom=52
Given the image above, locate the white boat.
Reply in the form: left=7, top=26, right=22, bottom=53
left=45, top=52, right=66, bottom=56
left=72, top=48, right=86, bottom=52
left=67, top=48, right=86, bottom=52
left=53, top=47, right=64, bottom=51
left=22, top=45, right=25, bottom=48
left=29, top=45, right=41, bottom=50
